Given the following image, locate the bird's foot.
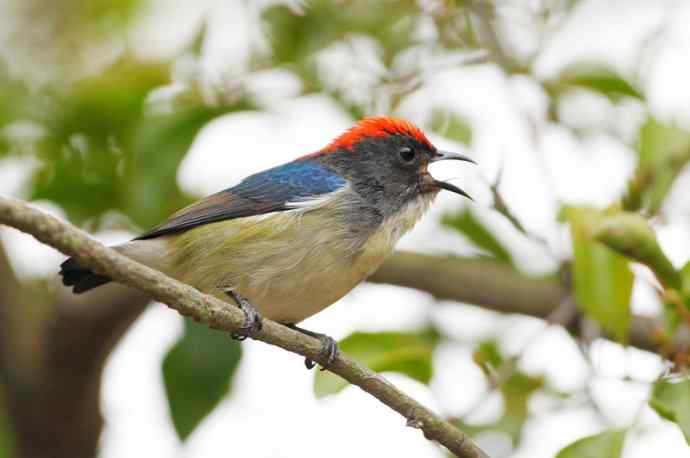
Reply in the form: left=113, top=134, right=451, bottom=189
left=225, top=290, right=262, bottom=340
left=287, top=324, right=339, bottom=370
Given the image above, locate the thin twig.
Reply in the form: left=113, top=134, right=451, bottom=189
left=488, top=166, right=552, bottom=250
left=0, top=196, right=489, bottom=458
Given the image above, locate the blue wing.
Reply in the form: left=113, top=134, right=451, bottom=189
left=135, top=160, right=345, bottom=240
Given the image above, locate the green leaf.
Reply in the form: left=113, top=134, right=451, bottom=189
left=565, top=207, right=634, bottom=342
left=121, top=105, right=233, bottom=229
left=0, top=59, right=33, bottom=130
left=500, top=372, right=543, bottom=442
left=30, top=59, right=170, bottom=224
left=162, top=318, right=242, bottom=441
left=650, top=377, right=690, bottom=445
left=431, top=110, right=472, bottom=146
left=556, top=430, right=627, bottom=458
left=557, top=64, right=642, bottom=100
left=639, top=119, right=690, bottom=166
left=681, top=262, right=690, bottom=309
left=443, top=209, right=513, bottom=265
left=473, top=339, right=503, bottom=372
left=26, top=56, right=253, bottom=227
left=0, top=390, right=14, bottom=458
left=594, top=211, right=680, bottom=290
left=262, top=0, right=419, bottom=85
left=682, top=262, right=690, bottom=294
left=635, top=119, right=690, bottom=215
left=458, top=343, right=543, bottom=445
left=61, top=0, right=143, bottom=40
left=314, top=328, right=440, bottom=398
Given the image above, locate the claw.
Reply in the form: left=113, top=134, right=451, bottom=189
left=288, top=324, right=339, bottom=370
left=226, top=290, right=262, bottom=339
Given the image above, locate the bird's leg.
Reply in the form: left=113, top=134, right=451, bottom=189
left=225, top=290, right=262, bottom=340
left=286, top=324, right=339, bottom=370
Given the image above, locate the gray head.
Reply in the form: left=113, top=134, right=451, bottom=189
left=305, top=117, right=475, bottom=218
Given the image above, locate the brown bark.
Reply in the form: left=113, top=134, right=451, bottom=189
left=371, top=251, right=689, bottom=354
left=371, top=252, right=564, bottom=317
left=0, top=240, right=149, bottom=458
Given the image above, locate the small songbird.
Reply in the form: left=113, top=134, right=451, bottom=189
left=60, top=117, right=475, bottom=368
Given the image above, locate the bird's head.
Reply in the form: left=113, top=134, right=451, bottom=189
left=301, top=117, right=475, bottom=217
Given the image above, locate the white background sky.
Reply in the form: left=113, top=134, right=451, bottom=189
left=2, top=0, right=690, bottom=457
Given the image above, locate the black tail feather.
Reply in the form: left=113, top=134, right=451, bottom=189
left=59, top=258, right=112, bottom=293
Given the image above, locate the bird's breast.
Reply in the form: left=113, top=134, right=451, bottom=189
left=357, top=192, right=435, bottom=268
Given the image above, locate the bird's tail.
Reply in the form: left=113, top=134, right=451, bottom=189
left=59, top=257, right=112, bottom=293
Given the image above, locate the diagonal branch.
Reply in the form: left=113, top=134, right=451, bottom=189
left=0, top=196, right=489, bottom=458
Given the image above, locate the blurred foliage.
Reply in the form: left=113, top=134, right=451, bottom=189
left=615, top=118, right=690, bottom=333
left=473, top=339, right=503, bottom=373
left=1, top=55, right=253, bottom=228
left=53, top=0, right=143, bottom=39
left=431, top=110, right=473, bottom=146
left=263, top=0, right=417, bottom=69
left=682, top=262, right=690, bottom=307
left=550, top=64, right=643, bottom=101
left=314, top=329, right=440, bottom=398
left=650, top=378, right=690, bottom=445
left=0, top=64, right=32, bottom=131
left=556, top=429, right=627, bottom=458
left=594, top=211, right=680, bottom=290
left=30, top=59, right=169, bottom=225
left=47, top=0, right=142, bottom=31
left=495, top=371, right=543, bottom=442
left=564, top=207, right=634, bottom=342
left=162, top=318, right=242, bottom=441
left=632, top=119, right=690, bottom=216
left=83, top=0, right=141, bottom=21
left=443, top=209, right=513, bottom=265
left=458, top=339, right=543, bottom=444
left=32, top=59, right=253, bottom=228
left=0, top=392, right=13, bottom=458
left=430, top=1, right=481, bottom=50
left=0, top=0, right=147, bottom=87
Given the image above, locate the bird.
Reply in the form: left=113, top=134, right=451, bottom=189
left=60, top=117, right=475, bottom=369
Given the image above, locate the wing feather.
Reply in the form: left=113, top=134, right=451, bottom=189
left=135, top=160, right=345, bottom=240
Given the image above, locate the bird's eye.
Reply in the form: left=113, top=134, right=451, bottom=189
left=398, top=147, right=415, bottom=163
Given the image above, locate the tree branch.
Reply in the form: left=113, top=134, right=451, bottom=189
left=371, top=252, right=564, bottom=317
left=371, top=252, right=690, bottom=355
left=0, top=196, right=489, bottom=458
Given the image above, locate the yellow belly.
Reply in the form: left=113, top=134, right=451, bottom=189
left=233, top=241, right=383, bottom=323
left=123, top=194, right=433, bottom=323
left=163, top=210, right=390, bottom=323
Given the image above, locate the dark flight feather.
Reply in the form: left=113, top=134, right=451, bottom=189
left=136, top=160, right=345, bottom=240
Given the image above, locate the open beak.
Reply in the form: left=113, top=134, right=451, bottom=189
left=433, top=179, right=473, bottom=200
left=430, top=150, right=477, bottom=164
left=428, top=150, right=476, bottom=200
